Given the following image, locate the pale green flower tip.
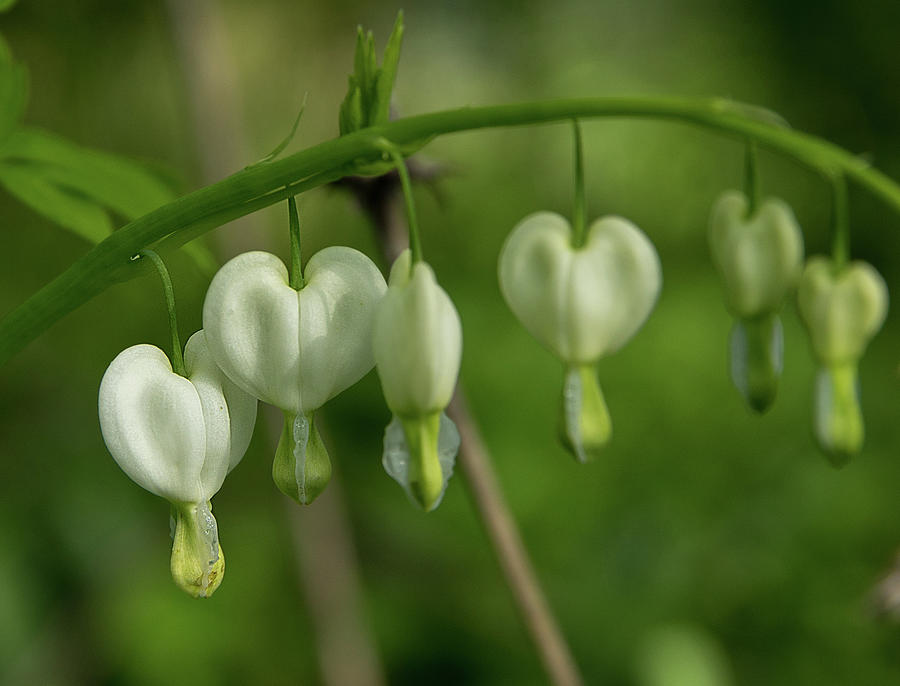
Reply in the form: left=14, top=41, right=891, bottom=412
left=170, top=501, right=225, bottom=598
left=798, top=256, right=888, bottom=365
left=559, top=366, right=612, bottom=463
left=273, top=412, right=332, bottom=505
left=709, top=190, right=804, bottom=320
left=383, top=412, right=459, bottom=512
left=729, top=314, right=783, bottom=414
left=813, top=364, right=864, bottom=468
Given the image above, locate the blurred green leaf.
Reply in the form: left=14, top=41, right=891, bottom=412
left=1, top=128, right=175, bottom=219
left=0, top=0, right=17, bottom=13
left=0, top=37, right=28, bottom=146
left=0, top=162, right=112, bottom=243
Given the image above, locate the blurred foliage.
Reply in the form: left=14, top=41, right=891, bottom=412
left=1, top=0, right=900, bottom=684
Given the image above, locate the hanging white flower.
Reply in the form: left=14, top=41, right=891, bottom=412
left=99, top=330, right=257, bottom=597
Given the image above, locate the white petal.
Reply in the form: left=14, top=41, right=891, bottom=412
left=98, top=344, right=206, bottom=503
left=203, top=249, right=386, bottom=414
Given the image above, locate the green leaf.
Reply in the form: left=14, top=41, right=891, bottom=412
left=0, top=127, right=176, bottom=219
left=0, top=39, right=28, bottom=146
left=373, top=11, right=404, bottom=125
left=0, top=162, right=112, bottom=243
left=255, top=94, right=307, bottom=165
left=0, top=0, right=18, bottom=13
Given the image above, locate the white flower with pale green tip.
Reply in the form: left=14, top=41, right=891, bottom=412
left=498, top=211, right=661, bottom=462
left=202, top=248, right=387, bottom=505
left=708, top=190, right=805, bottom=413
left=373, top=249, right=462, bottom=511
left=797, top=256, right=888, bottom=465
left=98, top=330, right=257, bottom=597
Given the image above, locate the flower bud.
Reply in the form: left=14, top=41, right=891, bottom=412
left=373, top=250, right=462, bottom=510
left=98, top=331, right=257, bottom=596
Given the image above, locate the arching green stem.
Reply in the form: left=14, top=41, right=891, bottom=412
left=379, top=141, right=423, bottom=269
left=744, top=138, right=760, bottom=216
left=140, top=248, right=185, bottom=376
left=288, top=195, right=304, bottom=289
left=3, top=96, right=900, bottom=366
left=831, top=173, right=850, bottom=272
left=571, top=119, right=587, bottom=249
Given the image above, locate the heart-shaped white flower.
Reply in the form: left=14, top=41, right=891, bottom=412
left=797, top=256, right=888, bottom=364
left=709, top=191, right=804, bottom=319
left=98, top=330, right=258, bottom=597
left=202, top=248, right=387, bottom=414
left=498, top=211, right=661, bottom=364
left=98, top=330, right=257, bottom=504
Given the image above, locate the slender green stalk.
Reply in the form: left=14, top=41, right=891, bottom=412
left=288, top=195, right=305, bottom=289
left=831, top=174, right=850, bottom=271
left=744, top=138, right=760, bottom=216
left=381, top=142, right=423, bottom=267
left=3, top=96, right=900, bottom=366
left=571, top=120, right=587, bottom=249
left=140, top=249, right=185, bottom=376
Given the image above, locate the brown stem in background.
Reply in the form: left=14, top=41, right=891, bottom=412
left=338, top=171, right=585, bottom=686
left=166, top=3, right=385, bottom=684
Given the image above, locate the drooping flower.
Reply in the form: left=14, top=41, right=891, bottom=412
left=498, top=211, right=661, bottom=462
left=708, top=190, right=804, bottom=412
left=797, top=256, right=888, bottom=464
left=99, top=330, right=257, bottom=597
left=202, top=248, right=386, bottom=504
left=373, top=249, right=462, bottom=511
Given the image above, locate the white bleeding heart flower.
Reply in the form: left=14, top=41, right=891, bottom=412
left=498, top=211, right=662, bottom=462
left=98, top=330, right=258, bottom=597
left=373, top=249, right=462, bottom=511
left=709, top=191, right=804, bottom=319
left=202, top=248, right=387, bottom=504
left=797, top=256, right=888, bottom=466
left=708, top=190, right=805, bottom=414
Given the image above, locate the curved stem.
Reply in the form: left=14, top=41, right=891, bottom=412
left=3, top=96, right=900, bottom=365
left=288, top=195, right=304, bottom=289
left=571, top=120, right=587, bottom=248
left=831, top=173, right=850, bottom=271
left=381, top=142, right=423, bottom=267
left=139, top=248, right=185, bottom=376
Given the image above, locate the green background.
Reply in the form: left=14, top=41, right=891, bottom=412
left=1, top=1, right=900, bottom=684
